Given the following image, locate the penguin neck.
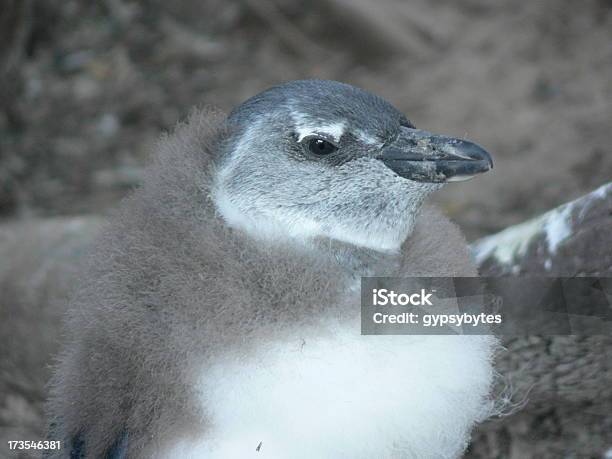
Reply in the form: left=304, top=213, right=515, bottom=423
left=211, top=184, right=421, bottom=255
left=212, top=187, right=407, bottom=276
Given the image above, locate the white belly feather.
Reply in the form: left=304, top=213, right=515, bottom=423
left=162, top=327, right=496, bottom=459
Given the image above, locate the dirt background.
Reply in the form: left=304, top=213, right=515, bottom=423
left=1, top=0, right=611, bottom=457
left=2, top=0, right=611, bottom=239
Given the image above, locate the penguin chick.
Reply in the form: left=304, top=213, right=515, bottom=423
left=47, top=80, right=497, bottom=459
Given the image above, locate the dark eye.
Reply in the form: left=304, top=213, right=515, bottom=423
left=307, top=138, right=337, bottom=156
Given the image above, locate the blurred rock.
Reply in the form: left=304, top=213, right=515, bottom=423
left=472, top=182, right=612, bottom=276
left=468, top=182, right=612, bottom=459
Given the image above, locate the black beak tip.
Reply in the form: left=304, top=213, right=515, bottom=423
left=462, top=141, right=493, bottom=169
left=379, top=128, right=494, bottom=183
left=462, top=140, right=494, bottom=171
left=479, top=148, right=493, bottom=171
left=440, top=140, right=494, bottom=181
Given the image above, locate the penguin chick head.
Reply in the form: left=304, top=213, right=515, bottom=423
left=213, top=80, right=492, bottom=252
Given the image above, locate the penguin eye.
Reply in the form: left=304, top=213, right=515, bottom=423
left=305, top=137, right=338, bottom=156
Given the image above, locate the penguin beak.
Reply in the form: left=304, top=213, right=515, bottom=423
left=379, top=127, right=493, bottom=183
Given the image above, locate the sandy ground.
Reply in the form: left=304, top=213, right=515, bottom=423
left=1, top=0, right=611, bottom=457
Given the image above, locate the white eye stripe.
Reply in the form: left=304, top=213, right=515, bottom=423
left=291, top=112, right=383, bottom=147
left=295, top=122, right=346, bottom=143
left=292, top=112, right=347, bottom=143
